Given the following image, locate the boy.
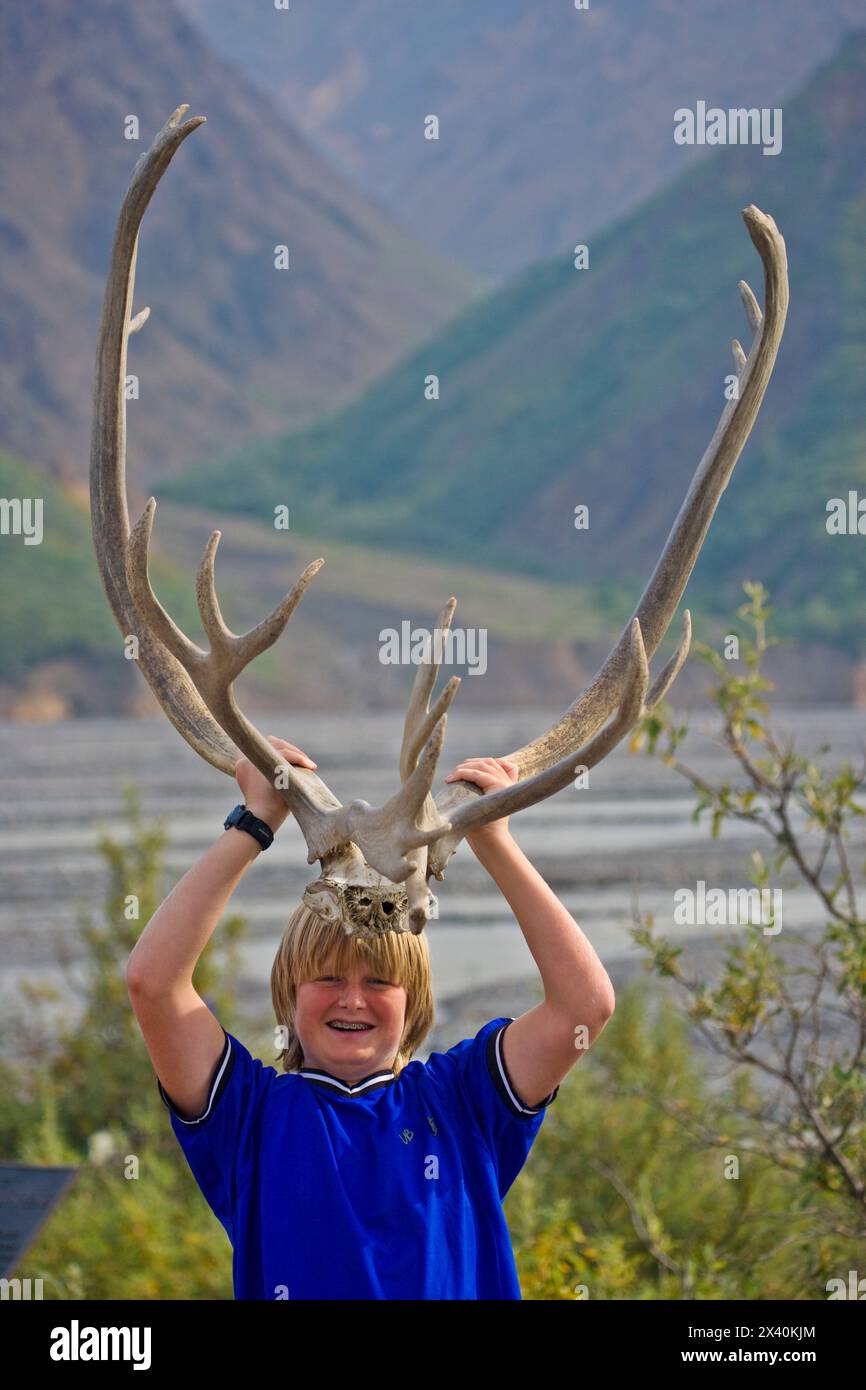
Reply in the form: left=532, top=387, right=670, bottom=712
left=127, top=737, right=615, bottom=1299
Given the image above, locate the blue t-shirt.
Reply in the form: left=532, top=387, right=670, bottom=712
left=157, top=1015, right=558, bottom=1300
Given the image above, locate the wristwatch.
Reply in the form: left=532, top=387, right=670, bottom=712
left=224, top=803, right=275, bottom=851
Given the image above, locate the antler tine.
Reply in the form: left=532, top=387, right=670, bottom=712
left=739, top=278, right=762, bottom=331
left=127, top=498, right=207, bottom=669
left=349, top=709, right=455, bottom=891
left=422, top=611, right=690, bottom=868
left=645, top=608, right=692, bottom=708
left=391, top=599, right=461, bottom=927
left=429, top=204, right=788, bottom=870
left=424, top=618, right=650, bottom=862
left=400, top=597, right=458, bottom=780
left=128, top=498, right=326, bottom=681
left=195, top=526, right=325, bottom=668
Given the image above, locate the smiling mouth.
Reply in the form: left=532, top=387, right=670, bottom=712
left=326, top=1022, right=375, bottom=1032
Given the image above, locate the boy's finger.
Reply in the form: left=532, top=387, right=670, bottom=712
left=458, top=770, right=495, bottom=786
left=293, top=747, right=318, bottom=766
left=267, top=736, right=317, bottom=767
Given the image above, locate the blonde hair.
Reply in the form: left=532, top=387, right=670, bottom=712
left=270, top=903, right=435, bottom=1076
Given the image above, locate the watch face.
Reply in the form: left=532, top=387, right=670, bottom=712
left=225, top=804, right=244, bottom=827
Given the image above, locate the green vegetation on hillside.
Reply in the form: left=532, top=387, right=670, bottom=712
left=0, top=451, right=205, bottom=693
left=0, top=452, right=118, bottom=678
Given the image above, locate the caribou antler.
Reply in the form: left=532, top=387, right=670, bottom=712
left=422, top=203, right=789, bottom=876
left=90, top=105, right=451, bottom=924
left=90, top=107, right=789, bottom=936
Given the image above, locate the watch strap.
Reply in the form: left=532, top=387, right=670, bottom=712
left=224, top=803, right=275, bottom=851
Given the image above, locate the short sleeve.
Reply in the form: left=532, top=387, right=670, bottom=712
left=156, top=1029, right=275, bottom=1238
left=424, top=1016, right=558, bottom=1197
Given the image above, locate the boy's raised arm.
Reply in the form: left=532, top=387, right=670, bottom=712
left=445, top=756, right=615, bottom=1109
left=126, top=736, right=313, bottom=1119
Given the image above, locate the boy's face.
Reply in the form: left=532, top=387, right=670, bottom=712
left=295, top=951, right=408, bottom=1081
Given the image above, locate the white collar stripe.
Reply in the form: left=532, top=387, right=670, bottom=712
left=300, top=1069, right=396, bottom=1095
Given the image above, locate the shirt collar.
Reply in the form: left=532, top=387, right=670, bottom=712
left=298, top=1065, right=398, bottom=1096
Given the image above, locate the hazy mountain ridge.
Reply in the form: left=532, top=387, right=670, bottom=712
left=178, top=0, right=866, bottom=277
left=0, top=0, right=477, bottom=481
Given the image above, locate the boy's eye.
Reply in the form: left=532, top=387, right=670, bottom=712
left=317, top=976, right=392, bottom=985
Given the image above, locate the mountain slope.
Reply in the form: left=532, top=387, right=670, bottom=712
left=0, top=0, right=477, bottom=481
left=163, top=34, right=866, bottom=654
left=178, top=0, right=866, bottom=278
left=0, top=448, right=640, bottom=718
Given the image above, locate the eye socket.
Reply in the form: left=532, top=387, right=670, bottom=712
left=382, top=901, right=394, bottom=915
left=359, top=896, right=371, bottom=906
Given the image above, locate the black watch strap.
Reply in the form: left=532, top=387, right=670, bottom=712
left=224, top=803, right=275, bottom=851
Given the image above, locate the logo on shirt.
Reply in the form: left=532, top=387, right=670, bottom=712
left=399, top=1128, right=414, bottom=1145
left=426, top=1114, right=438, bottom=1135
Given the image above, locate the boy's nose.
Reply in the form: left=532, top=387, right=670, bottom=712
left=338, top=981, right=367, bottom=1004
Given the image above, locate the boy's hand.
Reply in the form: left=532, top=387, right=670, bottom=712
left=444, top=757, right=519, bottom=852
left=234, top=736, right=317, bottom=831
